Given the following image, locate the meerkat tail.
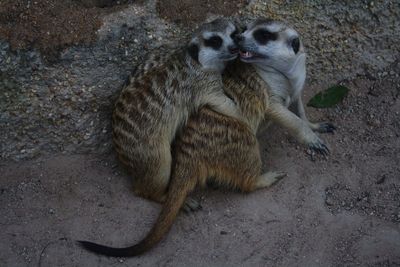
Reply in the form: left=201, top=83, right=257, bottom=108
left=78, top=172, right=197, bottom=257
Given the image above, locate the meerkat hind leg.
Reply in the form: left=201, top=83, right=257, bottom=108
left=132, top=147, right=201, bottom=212
left=182, top=197, right=202, bottom=212
left=254, top=171, right=287, bottom=189
left=293, top=97, right=336, bottom=134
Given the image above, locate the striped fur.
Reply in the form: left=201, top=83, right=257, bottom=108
left=112, top=19, right=240, bottom=203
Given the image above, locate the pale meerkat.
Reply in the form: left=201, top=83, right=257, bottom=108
left=78, top=19, right=335, bottom=257
left=236, top=18, right=335, bottom=151
left=110, top=18, right=240, bottom=205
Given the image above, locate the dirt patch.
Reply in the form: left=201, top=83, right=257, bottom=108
left=157, top=0, right=247, bottom=25
left=0, top=0, right=132, bottom=60
left=325, top=183, right=400, bottom=223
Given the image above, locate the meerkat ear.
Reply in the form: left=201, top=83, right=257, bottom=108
left=187, top=42, right=199, bottom=62
left=291, top=37, right=300, bottom=54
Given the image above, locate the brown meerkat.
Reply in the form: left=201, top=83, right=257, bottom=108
left=79, top=19, right=334, bottom=257
left=78, top=18, right=240, bottom=254
left=110, top=18, right=240, bottom=205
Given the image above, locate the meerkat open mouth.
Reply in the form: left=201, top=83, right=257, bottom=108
left=239, top=50, right=265, bottom=61
left=240, top=50, right=254, bottom=59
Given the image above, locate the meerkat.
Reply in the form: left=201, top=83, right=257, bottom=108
left=78, top=18, right=240, bottom=254
left=236, top=18, right=335, bottom=151
left=111, top=18, right=240, bottom=205
left=78, top=19, right=335, bottom=257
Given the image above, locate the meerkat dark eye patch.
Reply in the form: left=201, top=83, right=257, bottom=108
left=187, top=43, right=199, bottom=62
left=204, top=35, right=223, bottom=49
left=291, top=37, right=300, bottom=54
left=253, top=29, right=277, bottom=44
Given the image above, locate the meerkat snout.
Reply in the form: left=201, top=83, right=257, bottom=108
left=237, top=19, right=304, bottom=66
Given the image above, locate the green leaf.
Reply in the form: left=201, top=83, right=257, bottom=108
left=307, top=85, right=349, bottom=108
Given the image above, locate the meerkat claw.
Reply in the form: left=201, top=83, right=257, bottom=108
left=317, top=122, right=336, bottom=134
left=182, top=198, right=202, bottom=213
left=309, top=141, right=330, bottom=156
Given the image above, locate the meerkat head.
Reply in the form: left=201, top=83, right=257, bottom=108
left=236, top=19, right=306, bottom=86
left=187, top=18, right=239, bottom=72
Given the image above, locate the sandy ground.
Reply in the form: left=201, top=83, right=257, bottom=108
left=1, top=0, right=399, bottom=266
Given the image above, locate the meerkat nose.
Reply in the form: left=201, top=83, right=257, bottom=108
left=229, top=45, right=239, bottom=54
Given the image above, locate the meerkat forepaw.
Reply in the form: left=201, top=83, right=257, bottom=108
left=182, top=197, right=202, bottom=213
left=315, top=122, right=336, bottom=134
